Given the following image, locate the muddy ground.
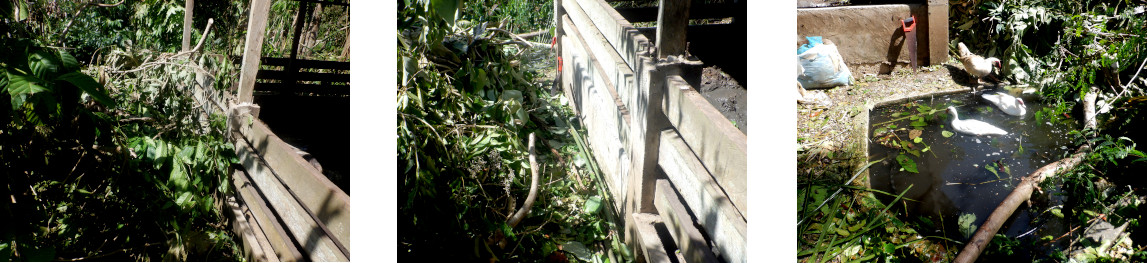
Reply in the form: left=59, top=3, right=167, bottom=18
left=699, top=66, right=748, bottom=134
left=797, top=60, right=989, bottom=179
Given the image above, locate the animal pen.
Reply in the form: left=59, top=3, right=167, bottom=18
left=555, top=0, right=746, bottom=262
left=189, top=0, right=351, bottom=261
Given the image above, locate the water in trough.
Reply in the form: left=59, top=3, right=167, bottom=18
left=868, top=91, right=1077, bottom=244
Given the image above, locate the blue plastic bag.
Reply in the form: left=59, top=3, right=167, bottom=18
left=797, top=36, right=822, bottom=55
left=798, top=39, right=853, bottom=89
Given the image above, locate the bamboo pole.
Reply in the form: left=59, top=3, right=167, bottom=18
left=954, top=91, right=1099, bottom=263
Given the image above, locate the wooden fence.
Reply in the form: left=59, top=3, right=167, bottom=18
left=556, top=0, right=746, bottom=262
left=188, top=0, right=352, bottom=261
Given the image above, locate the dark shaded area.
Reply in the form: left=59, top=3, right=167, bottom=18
left=253, top=94, right=350, bottom=194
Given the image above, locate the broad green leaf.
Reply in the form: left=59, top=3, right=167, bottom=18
left=170, top=161, right=190, bottom=190
left=175, top=191, right=194, bottom=208
left=57, top=72, right=116, bottom=107
left=431, top=0, right=460, bottom=26
left=28, top=50, right=59, bottom=79
left=58, top=50, right=79, bottom=71
left=561, top=241, right=593, bottom=262
left=6, top=70, right=49, bottom=95
left=942, top=130, right=955, bottom=138
left=896, top=154, right=918, bottom=173
left=584, top=195, right=602, bottom=214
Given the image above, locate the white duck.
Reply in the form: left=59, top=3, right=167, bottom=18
left=957, top=42, right=1001, bottom=85
left=981, top=92, right=1026, bottom=116
left=947, top=106, right=1008, bottom=136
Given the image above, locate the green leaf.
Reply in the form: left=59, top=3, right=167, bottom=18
left=913, top=137, right=922, bottom=143
left=942, top=130, right=954, bottom=138
left=57, top=72, right=116, bottom=107
left=584, top=195, right=602, bottom=214
left=896, top=154, right=918, bottom=173
left=58, top=50, right=79, bottom=71
left=431, top=0, right=460, bottom=26
left=6, top=70, right=49, bottom=95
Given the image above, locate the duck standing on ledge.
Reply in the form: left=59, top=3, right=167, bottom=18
left=981, top=92, right=1027, bottom=116
left=958, top=42, right=1002, bottom=86
left=948, top=106, right=1008, bottom=136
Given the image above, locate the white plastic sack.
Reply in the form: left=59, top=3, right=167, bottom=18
left=798, top=43, right=853, bottom=89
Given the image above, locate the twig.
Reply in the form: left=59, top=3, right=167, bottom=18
left=1114, top=55, right=1147, bottom=101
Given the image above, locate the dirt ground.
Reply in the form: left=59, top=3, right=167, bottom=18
left=700, top=66, right=748, bottom=134
left=797, top=61, right=985, bottom=178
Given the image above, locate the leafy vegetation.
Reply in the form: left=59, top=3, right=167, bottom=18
left=0, top=0, right=288, bottom=260
left=397, top=1, right=631, bottom=262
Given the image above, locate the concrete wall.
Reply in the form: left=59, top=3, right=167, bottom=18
left=798, top=2, right=948, bottom=73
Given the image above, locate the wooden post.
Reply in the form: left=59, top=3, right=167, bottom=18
left=183, top=0, right=194, bottom=51
left=237, top=0, right=272, bottom=104
left=655, top=0, right=690, bottom=58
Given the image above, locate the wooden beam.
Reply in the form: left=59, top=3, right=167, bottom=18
left=254, top=83, right=350, bottom=96
left=560, top=22, right=630, bottom=208
left=257, top=70, right=350, bottom=83
left=662, top=74, right=746, bottom=217
left=573, top=0, right=653, bottom=73
left=562, top=0, right=637, bottom=112
left=226, top=195, right=278, bottom=262
left=233, top=134, right=349, bottom=261
left=230, top=164, right=304, bottom=261
left=562, top=15, right=630, bottom=125
left=237, top=115, right=351, bottom=255
left=630, top=213, right=673, bottom=263
left=926, top=0, right=949, bottom=65
left=238, top=0, right=273, bottom=103
left=656, top=0, right=691, bottom=58
left=658, top=129, right=746, bottom=263
left=183, top=0, right=194, bottom=51
left=653, top=179, right=720, bottom=263
left=615, top=3, right=737, bottom=23
left=261, top=57, right=350, bottom=70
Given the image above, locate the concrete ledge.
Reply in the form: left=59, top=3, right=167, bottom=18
left=798, top=3, right=948, bottom=70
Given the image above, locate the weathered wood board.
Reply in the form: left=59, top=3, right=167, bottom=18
left=233, top=121, right=349, bottom=261
left=561, top=17, right=632, bottom=207
left=563, top=0, right=637, bottom=109
left=226, top=195, right=279, bottom=262
left=573, top=0, right=652, bottom=73
left=630, top=213, right=673, bottom=263
left=654, top=179, right=720, bottom=263
left=662, top=74, right=746, bottom=218
left=655, top=0, right=691, bottom=58
left=658, top=129, right=746, bottom=263
left=230, top=161, right=304, bottom=261
left=237, top=115, right=351, bottom=252
left=237, top=0, right=272, bottom=103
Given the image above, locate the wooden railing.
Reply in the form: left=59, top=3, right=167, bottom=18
left=557, top=0, right=746, bottom=262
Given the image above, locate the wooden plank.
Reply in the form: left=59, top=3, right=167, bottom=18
left=561, top=23, right=630, bottom=208
left=231, top=165, right=304, bottom=261
left=226, top=195, right=277, bottom=262
left=662, top=74, right=746, bottom=217
left=239, top=116, right=351, bottom=255
left=630, top=213, right=674, bottom=263
left=254, top=83, right=350, bottom=96
left=234, top=136, right=348, bottom=261
left=574, top=0, right=653, bottom=73
left=614, top=3, right=738, bottom=23
left=563, top=0, right=637, bottom=111
left=261, top=57, right=350, bottom=70
left=926, top=0, right=949, bottom=65
left=562, top=15, right=630, bottom=125
left=653, top=179, right=720, bottom=263
left=658, top=129, right=746, bottom=263
left=238, top=0, right=272, bottom=103
left=256, top=70, right=350, bottom=83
